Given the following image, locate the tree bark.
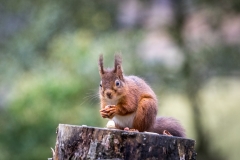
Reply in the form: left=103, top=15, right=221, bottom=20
left=52, top=124, right=196, bottom=160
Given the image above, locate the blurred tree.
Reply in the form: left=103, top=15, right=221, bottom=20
left=170, top=1, right=240, bottom=159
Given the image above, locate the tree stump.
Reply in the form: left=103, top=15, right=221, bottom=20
left=51, top=124, right=196, bottom=160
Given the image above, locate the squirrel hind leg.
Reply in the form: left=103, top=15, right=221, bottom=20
left=148, top=117, right=186, bottom=137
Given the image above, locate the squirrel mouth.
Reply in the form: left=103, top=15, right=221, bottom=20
left=106, top=92, right=112, bottom=99
left=107, top=95, right=112, bottom=99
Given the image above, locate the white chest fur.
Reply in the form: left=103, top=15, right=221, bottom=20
left=112, top=112, right=136, bottom=128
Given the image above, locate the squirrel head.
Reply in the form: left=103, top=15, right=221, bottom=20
left=98, top=54, right=126, bottom=103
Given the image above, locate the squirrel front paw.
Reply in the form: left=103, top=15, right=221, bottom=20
left=100, top=105, right=116, bottom=119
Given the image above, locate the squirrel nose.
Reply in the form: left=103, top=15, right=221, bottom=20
left=106, top=92, right=112, bottom=99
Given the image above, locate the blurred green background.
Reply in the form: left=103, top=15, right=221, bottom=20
left=0, top=0, right=240, bottom=159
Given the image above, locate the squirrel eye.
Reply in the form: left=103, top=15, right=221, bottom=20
left=115, top=80, right=121, bottom=87
left=99, top=81, right=102, bottom=87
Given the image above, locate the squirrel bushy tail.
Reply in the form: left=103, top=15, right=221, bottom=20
left=149, top=117, right=186, bottom=137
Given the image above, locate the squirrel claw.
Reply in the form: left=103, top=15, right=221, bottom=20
left=100, top=110, right=109, bottom=118
left=124, top=127, right=139, bottom=132
left=163, top=130, right=173, bottom=136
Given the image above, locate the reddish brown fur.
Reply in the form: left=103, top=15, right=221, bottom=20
left=149, top=117, right=186, bottom=137
left=99, top=55, right=186, bottom=137
left=133, top=96, right=157, bottom=131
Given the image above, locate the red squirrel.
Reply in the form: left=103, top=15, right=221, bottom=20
left=99, top=55, right=185, bottom=137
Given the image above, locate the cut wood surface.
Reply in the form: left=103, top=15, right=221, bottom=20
left=52, top=124, right=196, bottom=160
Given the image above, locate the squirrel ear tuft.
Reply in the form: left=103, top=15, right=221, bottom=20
left=99, top=54, right=105, bottom=75
left=116, top=65, right=124, bottom=80
left=114, top=54, right=122, bottom=73
left=114, top=54, right=124, bottom=80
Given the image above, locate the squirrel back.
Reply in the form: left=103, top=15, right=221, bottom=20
left=98, top=55, right=185, bottom=137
